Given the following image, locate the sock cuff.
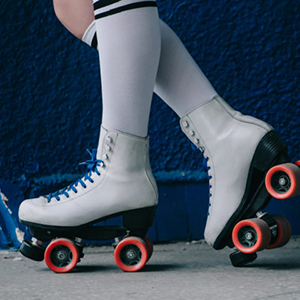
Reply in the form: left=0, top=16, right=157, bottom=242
left=93, top=0, right=122, bottom=10
left=93, top=0, right=157, bottom=20
left=82, top=21, right=98, bottom=49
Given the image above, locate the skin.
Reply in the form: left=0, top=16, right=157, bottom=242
left=53, top=0, right=95, bottom=39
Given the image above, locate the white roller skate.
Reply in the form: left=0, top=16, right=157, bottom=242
left=18, top=127, right=158, bottom=273
left=180, top=96, right=290, bottom=250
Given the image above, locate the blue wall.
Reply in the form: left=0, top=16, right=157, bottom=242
left=0, top=0, right=300, bottom=247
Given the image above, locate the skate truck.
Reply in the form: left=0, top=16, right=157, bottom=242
left=230, top=161, right=300, bottom=267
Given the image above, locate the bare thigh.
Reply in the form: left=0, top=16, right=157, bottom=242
left=53, top=0, right=94, bottom=39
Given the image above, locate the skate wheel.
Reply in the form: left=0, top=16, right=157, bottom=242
left=267, top=215, right=292, bottom=249
left=229, top=250, right=258, bottom=267
left=232, top=218, right=271, bottom=253
left=19, top=240, right=45, bottom=262
left=265, top=163, right=300, bottom=199
left=44, top=238, right=79, bottom=273
left=114, top=237, right=148, bottom=272
left=143, top=236, right=153, bottom=261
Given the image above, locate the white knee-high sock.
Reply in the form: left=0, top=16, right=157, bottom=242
left=93, top=0, right=161, bottom=137
left=155, top=21, right=217, bottom=117
left=83, top=18, right=217, bottom=118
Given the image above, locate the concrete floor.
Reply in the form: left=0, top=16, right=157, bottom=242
left=1, top=238, right=300, bottom=300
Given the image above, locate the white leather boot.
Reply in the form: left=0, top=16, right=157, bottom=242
left=19, top=127, right=158, bottom=230
left=180, top=96, right=289, bottom=249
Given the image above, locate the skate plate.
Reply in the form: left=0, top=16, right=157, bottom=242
left=19, top=206, right=156, bottom=273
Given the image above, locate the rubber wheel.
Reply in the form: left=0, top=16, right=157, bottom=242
left=114, top=237, right=148, bottom=272
left=267, top=215, right=292, bottom=249
left=143, top=236, right=153, bottom=261
left=19, top=240, right=45, bottom=262
left=229, top=250, right=258, bottom=267
left=44, top=238, right=79, bottom=273
left=265, top=163, right=300, bottom=199
left=232, top=218, right=271, bottom=253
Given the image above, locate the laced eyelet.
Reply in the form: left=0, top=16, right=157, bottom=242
left=46, top=149, right=104, bottom=202
left=182, top=121, right=189, bottom=128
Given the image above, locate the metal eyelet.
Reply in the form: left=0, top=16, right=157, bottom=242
left=182, top=121, right=189, bottom=128
left=199, top=146, right=205, bottom=153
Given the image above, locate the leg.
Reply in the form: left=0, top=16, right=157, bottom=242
left=19, top=0, right=160, bottom=230
left=155, top=20, right=217, bottom=116
left=93, top=0, right=161, bottom=138
left=53, top=0, right=217, bottom=117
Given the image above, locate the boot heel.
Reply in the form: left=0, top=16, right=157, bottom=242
left=252, top=131, right=290, bottom=172
left=123, top=206, right=157, bottom=231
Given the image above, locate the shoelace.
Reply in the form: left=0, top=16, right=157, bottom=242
left=191, top=143, right=212, bottom=215
left=47, top=149, right=104, bottom=203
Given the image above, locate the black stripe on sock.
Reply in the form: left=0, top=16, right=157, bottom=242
left=91, top=33, right=98, bottom=50
left=93, top=0, right=122, bottom=11
left=95, top=1, right=157, bottom=20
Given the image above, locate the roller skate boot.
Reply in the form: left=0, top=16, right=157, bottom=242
left=18, top=127, right=158, bottom=273
left=180, top=96, right=290, bottom=250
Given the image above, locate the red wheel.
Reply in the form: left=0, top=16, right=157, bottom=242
left=143, top=236, right=153, bottom=261
left=232, top=218, right=271, bottom=254
left=267, top=215, right=292, bottom=249
left=44, top=238, right=79, bottom=273
left=265, top=163, right=300, bottom=199
left=114, top=237, right=148, bottom=272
